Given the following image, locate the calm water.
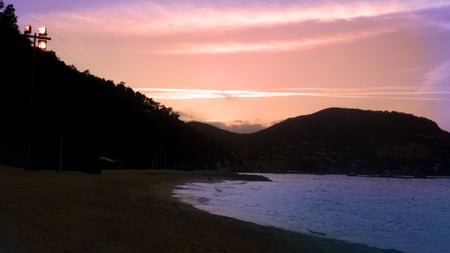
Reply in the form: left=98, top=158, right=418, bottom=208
left=173, top=174, right=450, bottom=253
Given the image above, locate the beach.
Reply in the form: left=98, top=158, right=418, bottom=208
left=0, top=167, right=399, bottom=253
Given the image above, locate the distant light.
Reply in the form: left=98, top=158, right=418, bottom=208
left=38, top=27, right=47, bottom=36
left=24, top=25, right=32, bottom=34
left=37, top=40, right=47, bottom=50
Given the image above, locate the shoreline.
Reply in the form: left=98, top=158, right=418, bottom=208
left=174, top=173, right=403, bottom=252
left=0, top=167, right=400, bottom=253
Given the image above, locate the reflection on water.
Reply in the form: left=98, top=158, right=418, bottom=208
left=173, top=174, right=450, bottom=253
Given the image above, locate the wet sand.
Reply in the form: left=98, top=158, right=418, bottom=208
left=0, top=167, right=400, bottom=253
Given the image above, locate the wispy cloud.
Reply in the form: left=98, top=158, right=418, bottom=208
left=23, top=0, right=450, bottom=60
left=135, top=88, right=312, bottom=99
left=136, top=87, right=450, bottom=101
left=423, top=60, right=450, bottom=87
left=34, top=0, right=450, bottom=36
left=126, top=1, right=446, bottom=34
left=163, top=27, right=395, bottom=54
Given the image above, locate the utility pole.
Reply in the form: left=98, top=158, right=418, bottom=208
left=22, top=25, right=51, bottom=170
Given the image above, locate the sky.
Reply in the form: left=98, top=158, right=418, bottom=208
left=8, top=0, right=450, bottom=133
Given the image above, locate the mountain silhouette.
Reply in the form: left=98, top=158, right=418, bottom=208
left=189, top=108, right=450, bottom=176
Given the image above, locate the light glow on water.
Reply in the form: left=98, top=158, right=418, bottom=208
left=173, top=174, right=450, bottom=253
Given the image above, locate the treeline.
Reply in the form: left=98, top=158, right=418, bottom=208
left=0, top=2, right=229, bottom=172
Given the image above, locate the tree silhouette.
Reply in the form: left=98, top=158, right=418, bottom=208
left=0, top=1, right=18, bottom=33
left=0, top=2, right=230, bottom=172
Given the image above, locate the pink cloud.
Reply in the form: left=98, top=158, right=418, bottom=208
left=161, top=27, right=396, bottom=54
left=28, top=1, right=450, bottom=37
left=135, top=87, right=450, bottom=101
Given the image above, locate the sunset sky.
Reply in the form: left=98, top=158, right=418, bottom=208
left=9, top=0, right=450, bottom=132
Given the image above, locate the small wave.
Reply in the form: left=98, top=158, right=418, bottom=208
left=197, top=197, right=210, bottom=204
left=308, top=229, right=328, bottom=237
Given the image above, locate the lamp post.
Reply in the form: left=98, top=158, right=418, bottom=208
left=22, top=25, right=52, bottom=170
left=23, top=25, right=51, bottom=50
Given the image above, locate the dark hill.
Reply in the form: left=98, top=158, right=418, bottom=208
left=0, top=3, right=228, bottom=172
left=190, top=108, right=450, bottom=176
left=187, top=121, right=243, bottom=148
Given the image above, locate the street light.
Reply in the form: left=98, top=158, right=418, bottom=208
left=38, top=26, right=47, bottom=36
left=22, top=25, right=52, bottom=170
left=23, top=25, right=52, bottom=50
left=24, top=25, right=32, bottom=34
left=37, top=40, right=48, bottom=50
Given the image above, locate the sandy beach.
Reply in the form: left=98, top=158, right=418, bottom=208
left=0, top=167, right=400, bottom=253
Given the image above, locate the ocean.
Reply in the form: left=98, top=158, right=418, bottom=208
left=173, top=174, right=450, bottom=253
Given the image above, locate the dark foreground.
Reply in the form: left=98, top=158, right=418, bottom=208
left=0, top=167, right=401, bottom=253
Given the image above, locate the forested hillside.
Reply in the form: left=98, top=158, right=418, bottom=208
left=0, top=2, right=229, bottom=172
left=190, top=108, right=450, bottom=176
